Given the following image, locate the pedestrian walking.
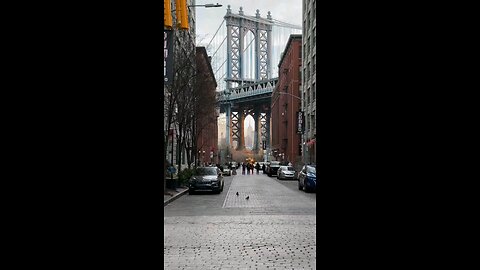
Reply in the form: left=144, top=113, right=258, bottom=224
left=242, top=162, right=246, bottom=175
left=262, top=163, right=266, bottom=173
left=255, top=162, right=260, bottom=174
left=247, top=163, right=250, bottom=175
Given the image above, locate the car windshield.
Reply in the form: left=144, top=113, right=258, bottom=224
left=195, top=167, right=218, bottom=175
left=307, top=166, right=316, bottom=174
left=280, top=166, right=295, bottom=171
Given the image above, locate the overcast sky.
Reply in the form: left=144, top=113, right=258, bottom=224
left=195, top=0, right=302, bottom=45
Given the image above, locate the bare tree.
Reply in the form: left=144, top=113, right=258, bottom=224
left=165, top=32, right=218, bottom=189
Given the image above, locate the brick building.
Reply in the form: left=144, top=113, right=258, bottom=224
left=195, top=46, right=219, bottom=165
left=271, top=34, right=302, bottom=164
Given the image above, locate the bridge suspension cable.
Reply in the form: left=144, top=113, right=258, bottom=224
left=206, top=19, right=226, bottom=49
left=204, top=11, right=301, bottom=93
left=210, top=35, right=227, bottom=59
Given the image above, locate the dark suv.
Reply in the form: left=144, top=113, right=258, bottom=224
left=188, top=167, right=224, bottom=194
left=266, top=161, right=281, bottom=177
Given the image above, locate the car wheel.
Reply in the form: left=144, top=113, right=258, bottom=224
left=188, top=189, right=195, bottom=195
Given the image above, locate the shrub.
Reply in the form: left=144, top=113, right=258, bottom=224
left=177, top=168, right=195, bottom=187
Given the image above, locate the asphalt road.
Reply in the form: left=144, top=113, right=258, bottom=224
left=164, top=172, right=316, bottom=269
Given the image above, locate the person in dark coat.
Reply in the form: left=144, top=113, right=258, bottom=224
left=242, top=162, right=246, bottom=175
left=255, top=163, right=260, bottom=174
left=262, top=163, right=266, bottom=173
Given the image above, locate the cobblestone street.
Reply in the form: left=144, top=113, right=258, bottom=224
left=164, top=174, right=316, bottom=269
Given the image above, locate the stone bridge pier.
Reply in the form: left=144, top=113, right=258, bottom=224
left=221, top=102, right=270, bottom=154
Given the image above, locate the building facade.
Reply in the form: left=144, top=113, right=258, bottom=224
left=301, top=0, right=316, bottom=164
left=195, top=46, right=218, bottom=166
left=271, top=34, right=302, bottom=164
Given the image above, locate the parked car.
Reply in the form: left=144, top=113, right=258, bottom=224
left=222, top=166, right=231, bottom=176
left=277, top=166, right=296, bottom=180
left=266, top=161, right=281, bottom=176
left=298, top=165, right=316, bottom=192
left=188, top=167, right=224, bottom=194
left=231, top=161, right=239, bottom=169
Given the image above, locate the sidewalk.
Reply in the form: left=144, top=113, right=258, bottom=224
left=164, top=186, right=189, bottom=207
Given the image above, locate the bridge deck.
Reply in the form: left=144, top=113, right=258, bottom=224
left=217, top=78, right=278, bottom=105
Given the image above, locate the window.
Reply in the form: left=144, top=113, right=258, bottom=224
left=312, top=83, right=316, bottom=100
left=299, top=68, right=302, bottom=85
left=311, top=113, right=315, bottom=131
left=306, top=113, right=310, bottom=130
left=307, top=11, right=311, bottom=29
left=313, top=57, right=316, bottom=75
left=307, top=37, right=311, bottom=54
left=307, top=87, right=310, bottom=104
left=284, top=103, right=288, bottom=116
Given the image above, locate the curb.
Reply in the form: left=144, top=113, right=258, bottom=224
left=164, top=188, right=189, bottom=207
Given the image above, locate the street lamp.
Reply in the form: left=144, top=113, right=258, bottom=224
left=190, top=3, right=222, bottom=8
left=278, top=92, right=301, bottom=100
left=171, top=3, right=222, bottom=12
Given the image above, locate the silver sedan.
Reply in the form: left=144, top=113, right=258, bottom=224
left=277, top=166, right=296, bottom=180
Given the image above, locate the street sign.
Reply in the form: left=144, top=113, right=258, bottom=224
left=297, top=111, right=304, bottom=134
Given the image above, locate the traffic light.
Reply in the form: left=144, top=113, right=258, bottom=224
left=175, top=0, right=189, bottom=30
left=164, top=0, right=173, bottom=28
